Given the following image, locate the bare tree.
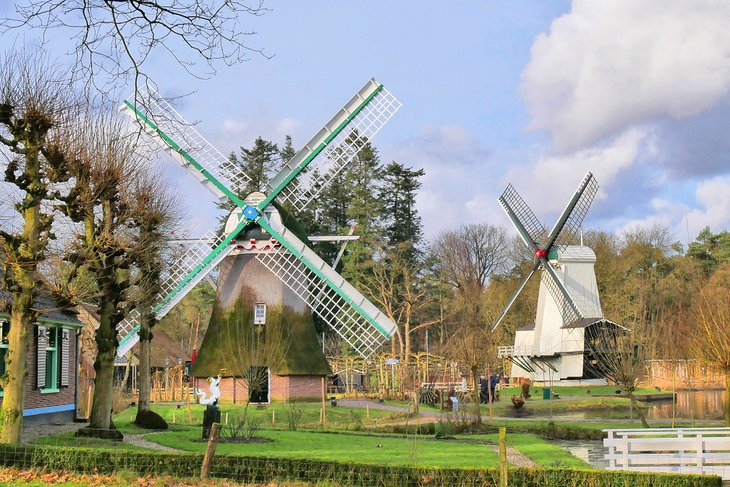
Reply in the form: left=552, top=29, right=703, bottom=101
left=431, top=223, right=508, bottom=425
left=690, top=264, right=730, bottom=425
left=584, top=323, right=653, bottom=427
left=220, top=300, right=292, bottom=429
left=364, top=243, right=437, bottom=361
left=58, top=112, right=144, bottom=438
left=128, top=172, right=179, bottom=429
left=1, top=1, right=268, bottom=98
left=0, top=50, right=74, bottom=444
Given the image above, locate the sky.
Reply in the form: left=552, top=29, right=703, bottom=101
left=2, top=0, right=730, bottom=246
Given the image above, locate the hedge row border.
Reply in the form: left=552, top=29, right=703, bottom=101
left=0, top=444, right=722, bottom=487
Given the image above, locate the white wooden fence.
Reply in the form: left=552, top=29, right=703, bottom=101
left=604, top=428, right=730, bottom=479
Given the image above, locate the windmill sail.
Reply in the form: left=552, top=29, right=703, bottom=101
left=117, top=79, right=400, bottom=358
left=255, top=218, right=396, bottom=357
left=265, top=79, right=401, bottom=213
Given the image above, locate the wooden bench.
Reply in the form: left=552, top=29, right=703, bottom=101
left=604, top=427, right=730, bottom=479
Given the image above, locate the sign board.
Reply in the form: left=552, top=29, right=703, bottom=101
left=385, top=357, right=399, bottom=365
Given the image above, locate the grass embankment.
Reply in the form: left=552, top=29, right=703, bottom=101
left=112, top=401, right=401, bottom=435
left=30, top=403, right=589, bottom=470
left=497, top=385, right=666, bottom=399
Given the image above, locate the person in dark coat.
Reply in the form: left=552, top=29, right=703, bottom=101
left=489, top=374, right=499, bottom=403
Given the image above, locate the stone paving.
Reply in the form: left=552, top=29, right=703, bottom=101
left=21, top=422, right=86, bottom=444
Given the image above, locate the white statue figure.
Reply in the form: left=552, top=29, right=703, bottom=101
left=196, top=374, right=221, bottom=405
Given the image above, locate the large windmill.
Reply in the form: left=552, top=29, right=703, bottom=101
left=115, top=79, right=400, bottom=395
left=494, top=172, right=622, bottom=382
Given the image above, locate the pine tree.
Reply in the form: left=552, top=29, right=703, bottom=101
left=341, top=142, right=383, bottom=286
left=241, top=137, right=280, bottom=194
left=380, top=161, right=425, bottom=258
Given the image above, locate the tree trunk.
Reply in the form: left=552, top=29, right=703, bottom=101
left=88, top=297, right=118, bottom=431
left=0, top=288, right=34, bottom=444
left=630, top=392, right=650, bottom=428
left=725, top=371, right=730, bottom=427
left=136, top=315, right=152, bottom=414
left=1, top=156, right=41, bottom=444
left=471, top=367, right=482, bottom=426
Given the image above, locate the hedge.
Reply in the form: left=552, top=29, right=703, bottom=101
left=0, top=444, right=721, bottom=487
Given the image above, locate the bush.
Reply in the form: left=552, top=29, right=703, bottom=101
left=511, top=395, right=525, bottom=410
left=133, top=409, right=168, bottom=430
left=0, top=444, right=721, bottom=487
left=521, top=382, right=532, bottom=400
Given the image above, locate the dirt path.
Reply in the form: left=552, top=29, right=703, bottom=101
left=487, top=445, right=538, bottom=467
left=123, top=432, right=183, bottom=452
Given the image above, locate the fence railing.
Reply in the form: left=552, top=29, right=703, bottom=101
left=604, top=427, right=730, bottom=480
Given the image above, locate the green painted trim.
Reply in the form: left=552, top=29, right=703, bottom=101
left=122, top=100, right=246, bottom=208
left=119, top=216, right=252, bottom=346
left=118, top=323, right=140, bottom=349
left=40, top=388, right=60, bottom=394
left=38, top=318, right=83, bottom=329
left=0, top=312, right=82, bottom=328
left=258, top=84, right=384, bottom=211
left=152, top=217, right=250, bottom=313
left=257, top=219, right=390, bottom=338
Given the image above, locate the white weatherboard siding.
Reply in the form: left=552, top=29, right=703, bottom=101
left=514, top=245, right=605, bottom=381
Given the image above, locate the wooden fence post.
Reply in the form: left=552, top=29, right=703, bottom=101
left=200, top=422, right=221, bottom=479
left=499, top=427, right=508, bottom=487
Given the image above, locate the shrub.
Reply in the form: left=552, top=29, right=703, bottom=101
left=0, top=444, right=721, bottom=487
left=521, top=382, right=532, bottom=400
left=511, top=395, right=525, bottom=410
left=286, top=401, right=303, bottom=431
left=133, top=409, right=168, bottom=430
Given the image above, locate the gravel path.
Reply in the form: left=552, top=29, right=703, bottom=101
left=488, top=445, right=538, bottom=467
left=123, top=433, right=183, bottom=452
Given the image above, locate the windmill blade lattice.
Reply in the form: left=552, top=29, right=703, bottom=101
left=539, top=256, right=582, bottom=326
left=268, top=80, right=401, bottom=213
left=255, top=219, right=396, bottom=358
left=545, top=172, right=599, bottom=250
left=117, top=79, right=400, bottom=358
left=121, top=91, right=249, bottom=203
left=499, top=184, right=547, bottom=246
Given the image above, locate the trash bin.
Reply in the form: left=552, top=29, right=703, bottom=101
left=542, top=387, right=551, bottom=400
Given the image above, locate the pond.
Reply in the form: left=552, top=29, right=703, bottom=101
left=528, top=390, right=726, bottom=421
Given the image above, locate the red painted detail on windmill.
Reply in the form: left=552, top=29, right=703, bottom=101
left=535, top=249, right=547, bottom=259
left=191, top=348, right=197, bottom=365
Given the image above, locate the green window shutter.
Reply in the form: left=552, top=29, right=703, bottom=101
left=60, top=328, right=70, bottom=387
left=36, top=325, right=48, bottom=389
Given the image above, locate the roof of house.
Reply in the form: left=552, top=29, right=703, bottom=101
left=131, top=329, right=191, bottom=368
left=0, top=289, right=83, bottom=327
left=562, top=317, right=628, bottom=330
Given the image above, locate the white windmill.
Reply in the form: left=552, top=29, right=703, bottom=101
left=494, top=172, right=623, bottom=383
left=114, top=79, right=401, bottom=372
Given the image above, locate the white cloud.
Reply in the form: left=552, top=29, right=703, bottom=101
left=616, top=175, right=730, bottom=243
left=521, top=0, right=730, bottom=151
left=391, top=124, right=506, bottom=239
left=503, top=127, right=648, bottom=217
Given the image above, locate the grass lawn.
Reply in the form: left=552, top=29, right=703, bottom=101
left=465, top=433, right=590, bottom=469
left=112, top=401, right=402, bottom=434
left=143, top=426, right=588, bottom=469
left=497, top=385, right=667, bottom=400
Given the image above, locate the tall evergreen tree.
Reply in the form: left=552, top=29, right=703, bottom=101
left=341, top=142, right=383, bottom=287
left=380, top=161, right=425, bottom=257
left=241, top=136, right=279, bottom=194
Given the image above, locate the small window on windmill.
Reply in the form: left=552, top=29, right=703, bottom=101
left=254, top=303, right=266, bottom=325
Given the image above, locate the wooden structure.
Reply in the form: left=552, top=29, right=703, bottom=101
left=0, top=291, right=83, bottom=425
left=604, top=427, right=730, bottom=479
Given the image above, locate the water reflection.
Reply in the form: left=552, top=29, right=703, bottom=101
left=646, top=390, right=724, bottom=420
left=529, top=390, right=726, bottom=421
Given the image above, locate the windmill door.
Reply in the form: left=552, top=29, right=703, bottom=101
left=248, top=366, right=270, bottom=404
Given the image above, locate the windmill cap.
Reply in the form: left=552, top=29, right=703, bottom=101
left=552, top=245, right=596, bottom=263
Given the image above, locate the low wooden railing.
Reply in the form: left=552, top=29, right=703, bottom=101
left=604, top=427, right=730, bottom=479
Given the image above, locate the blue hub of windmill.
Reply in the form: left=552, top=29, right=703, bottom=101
left=242, top=205, right=259, bottom=220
